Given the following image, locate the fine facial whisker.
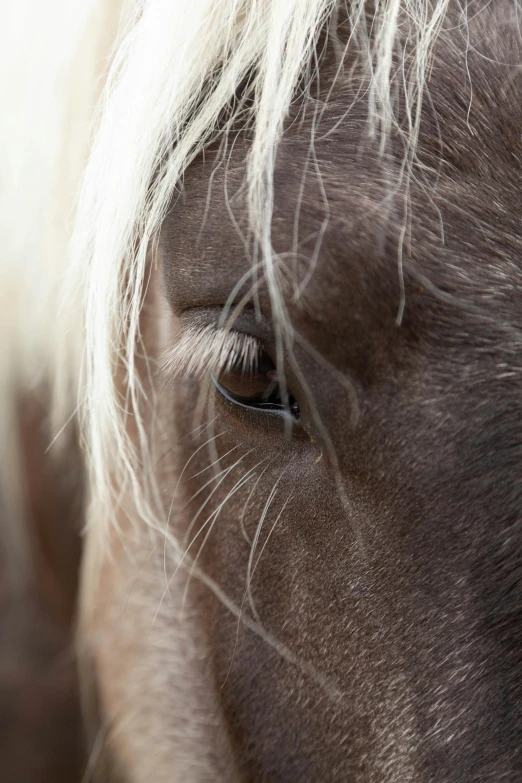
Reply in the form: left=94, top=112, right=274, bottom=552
left=180, top=450, right=256, bottom=555
left=162, top=430, right=227, bottom=591
left=180, top=461, right=265, bottom=609
left=248, top=494, right=293, bottom=618
left=225, top=483, right=292, bottom=688
left=182, top=459, right=266, bottom=567
left=187, top=443, right=242, bottom=481
left=238, top=457, right=278, bottom=546
left=245, top=468, right=291, bottom=625
left=179, top=448, right=254, bottom=520
left=182, top=414, right=219, bottom=442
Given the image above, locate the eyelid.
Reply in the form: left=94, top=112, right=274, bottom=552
left=211, top=373, right=291, bottom=418
left=158, top=323, right=261, bottom=384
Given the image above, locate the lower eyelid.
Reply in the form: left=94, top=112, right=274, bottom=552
left=210, top=374, right=290, bottom=417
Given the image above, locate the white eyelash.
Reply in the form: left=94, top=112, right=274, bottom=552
left=159, top=324, right=261, bottom=383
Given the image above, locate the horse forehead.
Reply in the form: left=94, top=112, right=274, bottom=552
left=278, top=28, right=522, bottom=317
left=162, top=0, right=522, bottom=319
left=419, top=5, right=522, bottom=172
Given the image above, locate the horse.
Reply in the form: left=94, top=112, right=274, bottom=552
left=3, top=0, right=522, bottom=780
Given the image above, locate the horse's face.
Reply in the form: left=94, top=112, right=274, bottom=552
left=85, top=5, right=522, bottom=781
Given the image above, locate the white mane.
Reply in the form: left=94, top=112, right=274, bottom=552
left=0, top=0, right=128, bottom=585
left=1, top=0, right=452, bottom=568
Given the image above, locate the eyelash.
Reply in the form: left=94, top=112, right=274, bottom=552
left=159, top=324, right=262, bottom=383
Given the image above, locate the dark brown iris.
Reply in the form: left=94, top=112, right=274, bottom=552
left=213, top=350, right=300, bottom=419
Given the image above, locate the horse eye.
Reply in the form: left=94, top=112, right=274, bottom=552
left=212, top=350, right=300, bottom=420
